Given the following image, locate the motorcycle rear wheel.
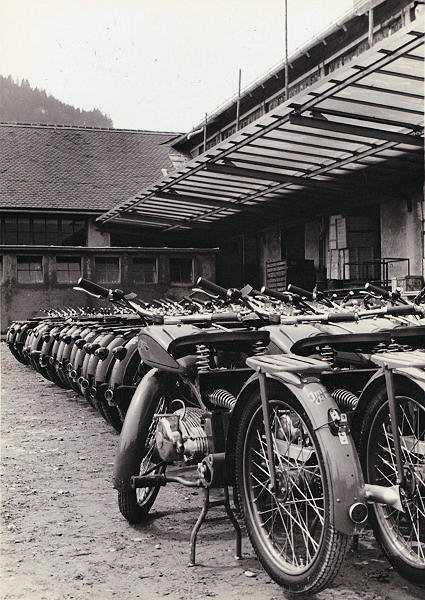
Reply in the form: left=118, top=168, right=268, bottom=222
left=359, top=381, right=425, bottom=586
left=235, top=386, right=349, bottom=594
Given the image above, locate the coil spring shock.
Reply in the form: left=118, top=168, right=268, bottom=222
left=206, top=388, right=237, bottom=411
left=319, top=344, right=335, bottom=366
left=373, top=342, right=413, bottom=353
left=196, top=344, right=211, bottom=372
left=331, top=389, right=359, bottom=411
left=252, top=339, right=267, bottom=356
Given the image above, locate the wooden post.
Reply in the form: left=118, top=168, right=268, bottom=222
left=236, top=68, right=242, bottom=131
left=203, top=113, right=207, bottom=153
left=285, top=0, right=289, bottom=100
left=368, top=8, right=374, bottom=47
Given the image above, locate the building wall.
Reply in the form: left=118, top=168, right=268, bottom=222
left=0, top=248, right=216, bottom=332
left=258, top=229, right=281, bottom=286
left=380, top=192, right=423, bottom=281
left=87, top=220, right=110, bottom=247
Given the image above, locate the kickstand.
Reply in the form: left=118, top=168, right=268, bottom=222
left=189, top=486, right=242, bottom=566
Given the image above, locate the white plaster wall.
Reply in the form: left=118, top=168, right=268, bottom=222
left=380, top=193, right=423, bottom=279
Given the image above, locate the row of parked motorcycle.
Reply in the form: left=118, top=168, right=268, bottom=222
left=6, top=277, right=425, bottom=594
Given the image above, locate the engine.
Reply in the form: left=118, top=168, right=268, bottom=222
left=155, top=389, right=236, bottom=464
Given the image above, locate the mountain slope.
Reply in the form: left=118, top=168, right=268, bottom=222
left=0, top=75, right=113, bottom=128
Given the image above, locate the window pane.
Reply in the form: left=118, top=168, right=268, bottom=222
left=95, top=257, right=119, bottom=283
left=133, top=257, right=157, bottom=283
left=46, top=219, right=58, bottom=233
left=3, top=217, right=18, bottom=244
left=170, top=258, right=193, bottom=284
left=61, top=219, right=87, bottom=246
left=33, top=219, right=45, bottom=232
left=56, top=256, right=81, bottom=283
left=17, top=256, right=43, bottom=283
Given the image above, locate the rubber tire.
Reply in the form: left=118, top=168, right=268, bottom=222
left=117, top=388, right=168, bottom=523
left=359, top=379, right=425, bottom=586
left=235, top=384, right=349, bottom=595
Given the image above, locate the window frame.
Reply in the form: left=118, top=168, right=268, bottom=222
left=94, top=256, right=121, bottom=284
left=132, top=256, right=158, bottom=285
left=55, top=255, right=82, bottom=284
left=169, top=256, right=194, bottom=285
left=16, top=255, right=44, bottom=284
left=0, top=216, right=88, bottom=246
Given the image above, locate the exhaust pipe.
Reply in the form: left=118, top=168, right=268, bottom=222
left=364, top=483, right=404, bottom=512
left=348, top=502, right=368, bottom=524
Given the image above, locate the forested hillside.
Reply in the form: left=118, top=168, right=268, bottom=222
left=0, top=75, right=113, bottom=128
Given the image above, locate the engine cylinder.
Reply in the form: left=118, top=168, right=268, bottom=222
left=156, top=407, right=209, bottom=463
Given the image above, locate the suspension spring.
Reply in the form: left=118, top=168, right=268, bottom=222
left=319, top=344, right=335, bottom=366
left=331, top=389, right=359, bottom=411
left=206, top=388, right=237, bottom=411
left=252, top=339, right=267, bottom=356
left=196, top=344, right=211, bottom=372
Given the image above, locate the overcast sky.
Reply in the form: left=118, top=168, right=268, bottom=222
left=0, top=0, right=355, bottom=132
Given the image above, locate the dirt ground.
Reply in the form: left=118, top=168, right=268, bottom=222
left=0, top=342, right=423, bottom=600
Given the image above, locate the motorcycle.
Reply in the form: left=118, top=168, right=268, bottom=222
left=113, top=278, right=425, bottom=593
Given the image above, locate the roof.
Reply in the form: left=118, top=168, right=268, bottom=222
left=98, top=19, right=424, bottom=232
left=0, top=124, right=183, bottom=212
left=172, top=0, right=413, bottom=153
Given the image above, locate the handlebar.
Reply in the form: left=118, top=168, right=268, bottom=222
left=74, top=278, right=110, bottom=299
left=287, top=284, right=313, bottom=299
left=260, top=286, right=292, bottom=302
left=279, top=303, right=423, bottom=325
left=364, top=282, right=391, bottom=299
left=196, top=277, right=229, bottom=299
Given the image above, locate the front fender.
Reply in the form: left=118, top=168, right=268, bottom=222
left=113, top=368, right=170, bottom=491
left=228, top=373, right=365, bottom=536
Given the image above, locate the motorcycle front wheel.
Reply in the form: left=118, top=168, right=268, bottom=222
left=117, top=391, right=168, bottom=523
left=235, top=385, right=349, bottom=594
left=359, top=380, right=425, bottom=586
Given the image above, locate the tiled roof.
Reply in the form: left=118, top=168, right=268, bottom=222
left=0, top=123, right=183, bottom=212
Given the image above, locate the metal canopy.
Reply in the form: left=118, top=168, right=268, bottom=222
left=98, top=22, right=424, bottom=231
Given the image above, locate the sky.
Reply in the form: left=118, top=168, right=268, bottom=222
left=0, top=0, right=355, bottom=132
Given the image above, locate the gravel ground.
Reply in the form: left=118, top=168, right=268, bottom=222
left=1, top=341, right=423, bottom=600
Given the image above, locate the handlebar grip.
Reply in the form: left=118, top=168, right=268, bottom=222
left=386, top=305, right=418, bottom=316
left=364, top=282, right=391, bottom=299
left=175, top=311, right=239, bottom=325
left=326, top=311, right=356, bottom=322
left=260, top=286, right=290, bottom=301
left=75, top=278, right=109, bottom=299
left=287, top=284, right=313, bottom=299
left=196, top=277, right=229, bottom=299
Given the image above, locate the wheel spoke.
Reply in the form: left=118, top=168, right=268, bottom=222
left=367, top=394, right=425, bottom=568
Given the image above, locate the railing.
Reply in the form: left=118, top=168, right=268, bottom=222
left=343, top=258, right=410, bottom=288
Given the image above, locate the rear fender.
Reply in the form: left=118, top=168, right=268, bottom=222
left=227, top=373, right=364, bottom=536
left=113, top=369, right=171, bottom=491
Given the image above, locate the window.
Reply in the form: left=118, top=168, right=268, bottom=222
left=170, top=257, right=193, bottom=284
left=56, top=256, right=81, bottom=283
left=133, top=257, right=157, bottom=284
left=33, top=218, right=59, bottom=245
left=2, top=217, right=31, bottom=244
left=95, top=257, right=120, bottom=283
left=61, top=219, right=87, bottom=246
left=17, top=256, right=43, bottom=283
left=0, top=216, right=87, bottom=246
